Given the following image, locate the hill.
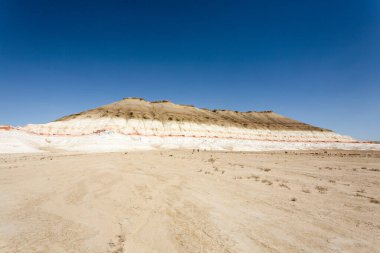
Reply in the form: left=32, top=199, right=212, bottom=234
left=56, top=97, right=329, bottom=132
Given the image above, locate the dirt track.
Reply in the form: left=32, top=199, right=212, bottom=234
left=0, top=150, right=379, bottom=252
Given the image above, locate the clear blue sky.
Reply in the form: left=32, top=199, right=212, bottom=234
left=0, top=0, right=379, bottom=140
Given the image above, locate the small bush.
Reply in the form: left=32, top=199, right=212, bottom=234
left=279, top=183, right=290, bottom=190
left=261, top=179, right=273, bottom=185
left=315, top=185, right=328, bottom=194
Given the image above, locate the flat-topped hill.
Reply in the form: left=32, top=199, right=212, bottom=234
left=56, top=97, right=329, bottom=132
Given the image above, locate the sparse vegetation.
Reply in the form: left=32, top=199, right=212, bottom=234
left=261, top=179, right=273, bottom=185
left=208, top=157, right=216, bottom=163
left=315, top=185, right=328, bottom=194
left=279, top=183, right=290, bottom=189
left=246, top=174, right=260, bottom=180
left=152, top=100, right=170, bottom=103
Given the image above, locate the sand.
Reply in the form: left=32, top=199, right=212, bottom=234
left=0, top=150, right=379, bottom=253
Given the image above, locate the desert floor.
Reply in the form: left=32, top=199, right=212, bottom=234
left=0, top=150, right=379, bottom=253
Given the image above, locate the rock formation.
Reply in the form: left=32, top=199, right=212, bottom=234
left=1, top=98, right=378, bottom=153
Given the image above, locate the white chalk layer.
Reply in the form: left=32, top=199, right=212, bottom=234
left=0, top=118, right=378, bottom=153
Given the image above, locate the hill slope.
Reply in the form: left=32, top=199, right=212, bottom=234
left=56, top=97, right=329, bottom=132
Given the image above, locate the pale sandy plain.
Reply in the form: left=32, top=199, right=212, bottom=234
left=1, top=149, right=379, bottom=253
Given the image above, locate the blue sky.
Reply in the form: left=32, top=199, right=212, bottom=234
left=0, top=0, right=379, bottom=140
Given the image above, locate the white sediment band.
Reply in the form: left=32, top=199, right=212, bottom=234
left=22, top=118, right=356, bottom=143
left=0, top=118, right=378, bottom=153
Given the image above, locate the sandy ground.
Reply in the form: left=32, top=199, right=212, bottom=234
left=0, top=150, right=379, bottom=253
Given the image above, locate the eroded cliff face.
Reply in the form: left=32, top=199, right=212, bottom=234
left=22, top=98, right=354, bottom=143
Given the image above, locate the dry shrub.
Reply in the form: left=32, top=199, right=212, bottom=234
left=315, top=185, right=328, bottom=194
left=261, top=179, right=273, bottom=185
left=247, top=174, right=260, bottom=180
left=279, top=183, right=290, bottom=190
left=208, top=158, right=216, bottom=163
